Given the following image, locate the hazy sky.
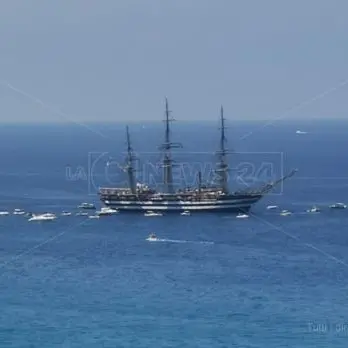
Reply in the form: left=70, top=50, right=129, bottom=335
left=0, top=0, right=347, bottom=123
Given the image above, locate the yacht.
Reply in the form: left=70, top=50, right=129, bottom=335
left=77, top=203, right=96, bottom=210
left=28, top=213, right=57, bottom=222
left=329, top=203, right=346, bottom=209
left=267, top=205, right=278, bottom=210
left=13, top=209, right=25, bottom=215
left=144, top=211, right=163, bottom=217
left=236, top=213, right=249, bottom=219
left=96, top=207, right=119, bottom=216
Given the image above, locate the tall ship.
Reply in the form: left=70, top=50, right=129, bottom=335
left=98, top=100, right=296, bottom=212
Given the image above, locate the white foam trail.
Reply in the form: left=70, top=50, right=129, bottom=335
left=147, top=238, right=214, bottom=245
left=0, top=80, right=108, bottom=139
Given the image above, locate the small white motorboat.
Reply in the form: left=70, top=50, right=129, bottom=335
left=267, top=205, right=278, bottom=210
left=236, top=213, right=249, bottom=219
left=144, top=211, right=163, bottom=217
left=0, top=211, right=9, bottom=216
left=61, top=211, right=72, bottom=216
left=280, top=210, right=292, bottom=216
left=13, top=209, right=25, bottom=215
left=77, top=203, right=96, bottom=209
left=88, top=215, right=100, bottom=219
left=329, top=203, right=347, bottom=209
left=146, top=233, right=159, bottom=241
left=28, top=213, right=57, bottom=222
left=307, top=206, right=320, bottom=213
left=181, top=210, right=190, bottom=216
left=96, top=207, right=119, bottom=216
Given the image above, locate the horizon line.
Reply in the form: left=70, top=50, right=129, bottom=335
left=0, top=117, right=346, bottom=125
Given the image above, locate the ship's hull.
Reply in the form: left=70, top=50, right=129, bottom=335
left=100, top=195, right=263, bottom=213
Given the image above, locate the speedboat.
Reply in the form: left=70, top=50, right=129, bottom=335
left=77, top=203, right=96, bottom=209
left=88, top=215, right=100, bottom=219
left=267, top=205, right=278, bottom=210
left=144, top=211, right=163, bottom=217
left=0, top=211, right=9, bottom=216
left=28, top=213, right=57, bottom=222
left=96, top=207, right=119, bottom=216
left=280, top=210, right=292, bottom=216
left=13, top=209, right=25, bottom=215
left=307, top=206, right=320, bottom=213
left=146, top=233, right=159, bottom=241
left=61, top=211, right=72, bottom=216
left=236, top=213, right=249, bottom=219
left=181, top=210, right=190, bottom=216
left=329, top=203, right=346, bottom=209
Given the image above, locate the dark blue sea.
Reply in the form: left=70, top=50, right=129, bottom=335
left=0, top=119, right=348, bottom=347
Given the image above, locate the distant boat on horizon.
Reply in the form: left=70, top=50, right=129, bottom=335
left=296, top=130, right=307, bottom=134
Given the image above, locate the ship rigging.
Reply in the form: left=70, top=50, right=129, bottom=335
left=98, top=99, right=297, bottom=212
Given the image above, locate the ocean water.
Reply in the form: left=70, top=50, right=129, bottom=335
left=0, top=119, right=348, bottom=347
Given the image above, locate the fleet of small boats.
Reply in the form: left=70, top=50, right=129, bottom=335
left=0, top=201, right=347, bottom=223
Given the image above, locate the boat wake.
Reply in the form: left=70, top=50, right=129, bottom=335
left=146, top=237, right=214, bottom=245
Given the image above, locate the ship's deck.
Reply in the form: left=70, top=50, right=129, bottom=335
left=99, top=188, right=262, bottom=202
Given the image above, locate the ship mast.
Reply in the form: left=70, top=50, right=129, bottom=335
left=198, top=171, right=202, bottom=194
left=215, top=106, right=229, bottom=193
left=159, top=98, right=182, bottom=193
left=125, top=125, right=137, bottom=194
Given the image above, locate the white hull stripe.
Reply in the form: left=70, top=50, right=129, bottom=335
left=104, top=203, right=258, bottom=211
left=104, top=198, right=261, bottom=205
